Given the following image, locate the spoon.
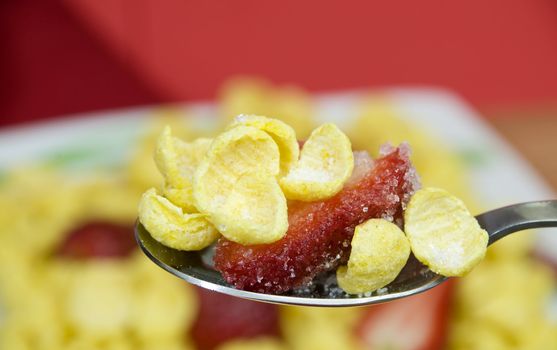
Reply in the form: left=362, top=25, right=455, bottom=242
left=135, top=200, right=557, bottom=307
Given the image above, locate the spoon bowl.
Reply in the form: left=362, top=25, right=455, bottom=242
left=136, top=200, right=557, bottom=307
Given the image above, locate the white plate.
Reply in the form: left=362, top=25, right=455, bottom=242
left=0, top=87, right=555, bottom=260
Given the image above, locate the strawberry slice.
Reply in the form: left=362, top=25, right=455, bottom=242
left=356, top=281, right=453, bottom=350
left=56, top=221, right=136, bottom=259
left=190, top=288, right=280, bottom=350
left=214, top=146, right=419, bottom=294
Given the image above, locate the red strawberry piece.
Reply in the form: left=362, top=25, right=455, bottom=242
left=214, top=146, right=419, bottom=294
left=56, top=221, right=136, bottom=259
left=190, top=288, right=281, bottom=350
left=356, top=281, right=453, bottom=350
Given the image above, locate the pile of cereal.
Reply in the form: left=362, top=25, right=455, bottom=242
left=139, top=113, right=489, bottom=295
left=0, top=78, right=555, bottom=349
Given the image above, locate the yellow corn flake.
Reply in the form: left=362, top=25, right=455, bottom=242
left=269, top=85, right=315, bottom=139
left=216, top=172, right=288, bottom=244
left=280, top=123, right=353, bottom=201
left=448, top=320, right=510, bottom=350
left=128, top=139, right=164, bottom=192
left=348, top=96, right=477, bottom=209
left=155, top=128, right=212, bottom=212
left=487, top=229, right=535, bottom=260
left=65, top=262, right=133, bottom=336
left=454, top=258, right=555, bottom=337
left=219, top=77, right=271, bottom=121
left=336, top=219, right=410, bottom=294
left=193, top=126, right=288, bottom=244
left=280, top=306, right=362, bottom=350
left=127, top=109, right=198, bottom=191
left=155, top=126, right=212, bottom=191
left=131, top=279, right=197, bottom=339
left=517, top=320, right=557, bottom=350
left=79, top=176, right=142, bottom=224
left=0, top=323, right=29, bottom=350
left=3, top=279, right=64, bottom=347
left=193, top=126, right=280, bottom=206
left=128, top=252, right=198, bottom=340
left=66, top=333, right=133, bottom=350
left=218, top=77, right=315, bottom=138
left=216, top=338, right=287, bottom=350
left=162, top=185, right=196, bottom=213
left=227, top=115, right=299, bottom=177
left=404, top=187, right=489, bottom=277
left=138, top=188, right=219, bottom=251
left=139, top=338, right=196, bottom=350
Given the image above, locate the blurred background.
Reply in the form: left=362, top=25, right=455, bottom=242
left=2, top=0, right=556, bottom=188
left=1, top=1, right=557, bottom=349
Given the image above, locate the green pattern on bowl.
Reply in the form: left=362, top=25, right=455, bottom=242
left=458, top=147, right=493, bottom=167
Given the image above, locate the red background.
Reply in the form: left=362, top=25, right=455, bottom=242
left=2, top=0, right=557, bottom=127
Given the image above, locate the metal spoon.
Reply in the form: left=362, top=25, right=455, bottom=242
left=135, top=200, right=557, bottom=307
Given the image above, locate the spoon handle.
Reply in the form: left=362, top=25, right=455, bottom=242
left=475, top=200, right=557, bottom=245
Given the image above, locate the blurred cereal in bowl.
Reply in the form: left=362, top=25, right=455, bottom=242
left=0, top=78, right=555, bottom=349
left=0, top=169, right=195, bottom=349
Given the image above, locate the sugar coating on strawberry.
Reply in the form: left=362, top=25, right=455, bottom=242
left=190, top=288, right=280, bottom=350
left=57, top=221, right=136, bottom=259
left=213, top=145, right=420, bottom=294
